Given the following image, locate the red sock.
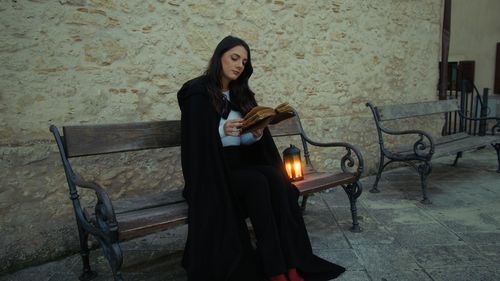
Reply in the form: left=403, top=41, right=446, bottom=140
left=270, top=274, right=288, bottom=281
left=288, top=268, right=304, bottom=281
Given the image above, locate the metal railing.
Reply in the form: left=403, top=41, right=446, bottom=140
left=442, top=80, right=490, bottom=136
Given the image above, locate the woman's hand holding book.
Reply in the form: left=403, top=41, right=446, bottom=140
left=241, top=102, right=295, bottom=133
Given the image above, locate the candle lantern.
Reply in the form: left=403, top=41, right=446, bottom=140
left=283, top=144, right=304, bottom=181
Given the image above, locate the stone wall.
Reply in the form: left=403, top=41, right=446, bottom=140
left=0, top=0, right=443, bottom=272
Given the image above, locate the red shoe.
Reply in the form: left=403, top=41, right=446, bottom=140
left=270, top=274, right=288, bottom=281
left=287, top=268, right=304, bottom=281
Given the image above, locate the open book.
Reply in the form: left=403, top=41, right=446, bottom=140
left=241, top=102, right=295, bottom=133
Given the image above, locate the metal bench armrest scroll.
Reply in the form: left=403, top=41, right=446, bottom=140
left=73, top=175, right=119, bottom=242
left=366, top=102, right=435, bottom=159
left=455, top=111, right=500, bottom=135
left=379, top=125, right=435, bottom=160
left=301, top=133, right=364, bottom=180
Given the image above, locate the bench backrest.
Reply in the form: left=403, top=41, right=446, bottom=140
left=268, top=115, right=303, bottom=137
left=54, top=114, right=307, bottom=159
left=268, top=114, right=313, bottom=167
left=62, top=121, right=182, bottom=157
left=376, top=100, right=460, bottom=121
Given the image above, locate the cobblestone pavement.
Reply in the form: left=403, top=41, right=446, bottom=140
left=2, top=147, right=500, bottom=281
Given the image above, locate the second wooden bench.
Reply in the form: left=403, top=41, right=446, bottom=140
left=366, top=99, right=500, bottom=204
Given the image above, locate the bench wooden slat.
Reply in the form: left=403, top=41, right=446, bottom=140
left=396, top=134, right=500, bottom=158
left=295, top=172, right=356, bottom=195
left=63, top=121, right=181, bottom=157
left=393, top=132, right=470, bottom=153
left=433, top=135, right=500, bottom=158
left=377, top=100, right=459, bottom=121
left=112, top=189, right=184, bottom=214
left=433, top=132, right=470, bottom=145
left=269, top=116, right=302, bottom=137
left=117, top=202, right=188, bottom=241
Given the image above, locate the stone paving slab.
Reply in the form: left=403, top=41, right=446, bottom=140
left=1, top=147, right=499, bottom=281
left=335, top=270, right=371, bottom=281
left=368, top=207, right=437, bottom=226
left=0, top=272, right=52, bottom=281
left=455, top=231, right=500, bottom=245
left=313, top=248, right=364, bottom=272
left=352, top=243, right=422, bottom=272
left=386, top=223, right=464, bottom=247
left=424, top=208, right=500, bottom=233
left=426, top=266, right=500, bottom=281
left=367, top=269, right=434, bottom=281
left=357, top=189, right=424, bottom=210
left=409, top=244, right=491, bottom=268
left=470, top=244, right=500, bottom=263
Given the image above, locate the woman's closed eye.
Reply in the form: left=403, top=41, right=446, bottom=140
left=231, top=55, right=247, bottom=65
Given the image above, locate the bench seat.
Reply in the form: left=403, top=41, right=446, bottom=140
left=295, top=171, right=356, bottom=195
left=89, top=170, right=358, bottom=242
left=395, top=132, right=500, bottom=158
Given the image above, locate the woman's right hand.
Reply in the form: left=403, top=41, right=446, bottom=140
left=224, top=118, right=243, bottom=136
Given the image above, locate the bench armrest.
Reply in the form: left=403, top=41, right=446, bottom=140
left=301, top=134, right=364, bottom=180
left=456, top=110, right=500, bottom=122
left=366, top=102, right=434, bottom=159
left=456, top=112, right=500, bottom=135
left=377, top=123, right=435, bottom=159
left=493, top=122, right=500, bottom=135
left=73, top=175, right=119, bottom=240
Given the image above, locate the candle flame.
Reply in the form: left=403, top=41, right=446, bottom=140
left=286, top=163, right=292, bottom=179
left=294, top=162, right=302, bottom=178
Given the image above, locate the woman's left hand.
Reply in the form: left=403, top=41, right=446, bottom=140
left=251, top=128, right=264, bottom=139
left=224, top=118, right=243, bottom=136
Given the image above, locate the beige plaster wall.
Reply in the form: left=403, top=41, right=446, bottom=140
left=449, top=0, right=500, bottom=91
left=0, top=0, right=443, bottom=272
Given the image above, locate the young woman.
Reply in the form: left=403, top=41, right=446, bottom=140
left=177, top=35, right=345, bottom=281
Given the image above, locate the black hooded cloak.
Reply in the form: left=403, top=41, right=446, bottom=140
left=177, top=76, right=345, bottom=281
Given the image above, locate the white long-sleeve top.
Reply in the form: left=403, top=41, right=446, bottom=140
left=219, top=90, right=262, bottom=147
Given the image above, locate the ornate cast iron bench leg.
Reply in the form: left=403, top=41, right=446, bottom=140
left=452, top=152, right=463, bottom=166
left=99, top=240, right=124, bottom=281
left=109, top=243, right=124, bottom=281
left=343, top=181, right=363, bottom=232
left=77, top=223, right=97, bottom=281
left=417, top=162, right=432, bottom=204
left=493, top=143, right=500, bottom=173
left=300, top=195, right=309, bottom=212
left=370, top=154, right=385, bottom=193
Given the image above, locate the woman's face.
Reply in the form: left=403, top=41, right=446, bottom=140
left=220, top=45, right=248, bottom=88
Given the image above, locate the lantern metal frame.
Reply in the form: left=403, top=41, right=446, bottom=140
left=283, top=144, right=304, bottom=181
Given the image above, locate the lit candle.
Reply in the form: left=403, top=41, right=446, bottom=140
left=294, top=161, right=302, bottom=178
left=286, top=163, right=292, bottom=179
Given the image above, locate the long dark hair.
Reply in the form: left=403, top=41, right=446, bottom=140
left=204, top=35, right=257, bottom=115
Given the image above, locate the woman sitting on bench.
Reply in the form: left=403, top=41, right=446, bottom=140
left=177, top=35, right=345, bottom=281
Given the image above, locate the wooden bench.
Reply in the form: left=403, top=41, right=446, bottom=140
left=50, top=112, right=364, bottom=281
left=366, top=99, right=500, bottom=204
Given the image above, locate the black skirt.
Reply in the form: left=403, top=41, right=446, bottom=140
left=222, top=145, right=346, bottom=280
